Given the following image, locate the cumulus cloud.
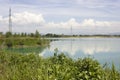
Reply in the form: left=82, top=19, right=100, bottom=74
left=0, top=12, right=120, bottom=34
left=12, top=12, right=45, bottom=25
left=0, top=12, right=45, bottom=32
left=0, top=11, right=45, bottom=25
left=81, top=19, right=113, bottom=27
left=40, top=18, right=120, bottom=34
left=45, top=18, right=79, bottom=29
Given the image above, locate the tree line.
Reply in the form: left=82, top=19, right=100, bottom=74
left=0, top=30, right=41, bottom=38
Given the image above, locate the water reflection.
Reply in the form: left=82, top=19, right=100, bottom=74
left=42, top=38, right=120, bottom=56
left=41, top=38, right=120, bottom=68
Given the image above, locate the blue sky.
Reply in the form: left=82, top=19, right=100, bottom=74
left=0, top=0, right=120, bottom=34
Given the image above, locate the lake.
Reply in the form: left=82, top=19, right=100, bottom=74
left=5, top=37, right=120, bottom=69
left=41, top=37, right=120, bottom=69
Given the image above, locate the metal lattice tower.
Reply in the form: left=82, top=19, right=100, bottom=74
left=9, top=8, right=12, bottom=33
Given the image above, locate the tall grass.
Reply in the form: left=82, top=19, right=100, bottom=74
left=0, top=51, right=120, bottom=80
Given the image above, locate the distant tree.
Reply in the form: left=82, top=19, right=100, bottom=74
left=45, top=33, right=53, bottom=37
left=0, top=32, right=3, bottom=37
left=24, top=33, right=27, bottom=37
left=0, top=32, right=3, bottom=35
left=5, top=32, right=12, bottom=38
left=30, top=33, right=34, bottom=37
left=17, top=33, right=21, bottom=37
left=45, top=33, right=62, bottom=37
left=21, top=32, right=24, bottom=37
left=13, top=33, right=17, bottom=37
left=35, top=30, right=40, bottom=38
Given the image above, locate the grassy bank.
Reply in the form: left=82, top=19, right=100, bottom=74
left=0, top=51, right=120, bottom=80
left=0, top=31, right=50, bottom=49
left=0, top=37, right=50, bottom=48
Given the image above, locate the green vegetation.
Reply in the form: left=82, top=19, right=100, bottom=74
left=0, top=31, right=120, bottom=80
left=0, top=31, right=50, bottom=49
left=44, top=33, right=120, bottom=38
left=4, top=46, right=46, bottom=54
left=0, top=50, right=120, bottom=80
left=3, top=38, right=49, bottom=47
left=5, top=32, right=12, bottom=38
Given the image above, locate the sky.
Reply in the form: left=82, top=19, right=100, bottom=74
left=0, top=0, right=120, bottom=34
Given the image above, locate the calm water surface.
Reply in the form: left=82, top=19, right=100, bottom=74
left=6, top=38, right=120, bottom=69
left=41, top=38, right=120, bottom=69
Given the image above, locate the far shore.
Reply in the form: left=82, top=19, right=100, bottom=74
left=44, top=35, right=120, bottom=39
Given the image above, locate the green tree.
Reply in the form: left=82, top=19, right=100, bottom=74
left=35, top=30, right=40, bottom=38
left=5, top=32, right=12, bottom=38
left=13, top=33, right=17, bottom=37
left=30, top=33, right=34, bottom=37
left=21, top=32, right=24, bottom=37
left=0, top=32, right=3, bottom=37
left=24, top=33, right=27, bottom=37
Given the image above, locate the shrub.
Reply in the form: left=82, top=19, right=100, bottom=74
left=6, top=41, right=13, bottom=48
left=75, top=57, right=103, bottom=80
left=5, top=32, right=12, bottom=38
left=18, top=41, right=24, bottom=46
left=0, top=51, right=120, bottom=80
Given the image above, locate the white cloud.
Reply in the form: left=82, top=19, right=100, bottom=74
left=0, top=12, right=120, bottom=34
left=0, top=12, right=45, bottom=32
left=45, top=18, right=79, bottom=29
left=0, top=11, right=45, bottom=26
left=81, top=19, right=95, bottom=27
left=12, top=11, right=45, bottom=25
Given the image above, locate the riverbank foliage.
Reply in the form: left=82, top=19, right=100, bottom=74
left=0, top=51, right=120, bottom=80
left=0, top=38, right=49, bottom=48
left=0, top=31, right=50, bottom=48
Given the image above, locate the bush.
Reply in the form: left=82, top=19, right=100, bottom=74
left=6, top=41, right=13, bottom=48
left=18, top=41, right=24, bottom=46
left=0, top=51, right=120, bottom=80
left=37, top=41, right=42, bottom=45
left=75, top=58, right=103, bottom=79
left=5, top=32, right=12, bottom=38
